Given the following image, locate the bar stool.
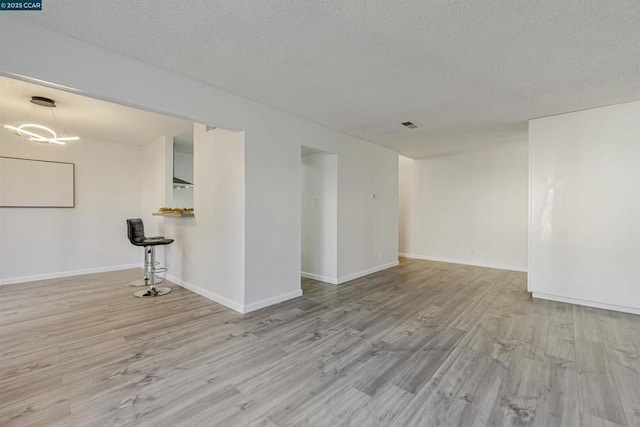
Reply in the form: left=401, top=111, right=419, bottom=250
left=126, top=218, right=174, bottom=298
left=129, top=231, right=167, bottom=287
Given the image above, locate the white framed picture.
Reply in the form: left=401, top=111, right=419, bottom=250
left=0, top=156, right=75, bottom=208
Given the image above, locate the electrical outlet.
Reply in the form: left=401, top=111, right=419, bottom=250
left=379, top=251, right=383, bottom=260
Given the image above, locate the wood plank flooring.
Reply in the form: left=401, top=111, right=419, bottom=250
left=1, top=257, right=639, bottom=426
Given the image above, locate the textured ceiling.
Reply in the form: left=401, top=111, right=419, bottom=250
left=16, top=1, right=640, bottom=158
left=0, top=76, right=192, bottom=146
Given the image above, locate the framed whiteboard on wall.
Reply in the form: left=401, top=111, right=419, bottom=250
left=0, top=157, right=75, bottom=208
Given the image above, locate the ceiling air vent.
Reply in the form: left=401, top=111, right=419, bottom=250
left=401, top=121, right=419, bottom=129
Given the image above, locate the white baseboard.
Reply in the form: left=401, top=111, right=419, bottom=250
left=242, top=289, right=303, bottom=313
left=301, top=271, right=338, bottom=285
left=399, top=253, right=527, bottom=273
left=337, top=261, right=400, bottom=284
left=532, top=292, right=640, bottom=316
left=165, top=274, right=245, bottom=313
left=167, top=274, right=302, bottom=314
left=0, top=264, right=140, bottom=286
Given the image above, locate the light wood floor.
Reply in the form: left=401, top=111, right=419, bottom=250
left=1, top=258, right=639, bottom=426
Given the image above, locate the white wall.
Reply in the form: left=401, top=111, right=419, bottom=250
left=529, top=101, right=640, bottom=314
left=398, top=155, right=413, bottom=254
left=399, top=144, right=529, bottom=272
left=0, top=16, right=399, bottom=310
left=140, top=135, right=172, bottom=216
left=335, top=144, right=398, bottom=282
left=0, top=133, right=142, bottom=284
left=143, top=125, right=246, bottom=310
left=301, top=152, right=337, bottom=283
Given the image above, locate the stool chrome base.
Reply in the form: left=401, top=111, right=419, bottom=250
left=133, top=245, right=171, bottom=298
left=134, top=287, right=172, bottom=298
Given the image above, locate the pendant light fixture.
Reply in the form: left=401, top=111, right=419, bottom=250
left=4, top=96, right=79, bottom=145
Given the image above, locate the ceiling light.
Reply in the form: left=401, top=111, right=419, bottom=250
left=30, top=96, right=57, bottom=108
left=4, top=96, right=79, bottom=145
left=4, top=124, right=79, bottom=145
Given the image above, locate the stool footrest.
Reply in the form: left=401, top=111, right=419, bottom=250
left=129, top=277, right=163, bottom=287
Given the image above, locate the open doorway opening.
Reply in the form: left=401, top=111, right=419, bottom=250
left=172, top=129, right=194, bottom=208
left=0, top=74, right=245, bottom=309
left=300, top=145, right=337, bottom=291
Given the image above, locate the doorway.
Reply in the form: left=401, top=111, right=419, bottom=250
left=300, top=145, right=338, bottom=288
